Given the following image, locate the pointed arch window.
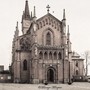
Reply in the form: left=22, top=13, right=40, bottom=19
left=54, top=52, right=57, bottom=60
left=23, top=60, right=27, bottom=70
left=39, top=52, right=43, bottom=59
left=46, top=32, right=51, bottom=45
left=44, top=52, right=48, bottom=59
left=58, top=52, right=62, bottom=59
left=49, top=52, right=52, bottom=59
left=76, top=61, right=78, bottom=67
left=76, top=70, right=78, bottom=75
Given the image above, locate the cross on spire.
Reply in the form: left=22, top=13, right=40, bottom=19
left=46, top=5, right=50, bottom=13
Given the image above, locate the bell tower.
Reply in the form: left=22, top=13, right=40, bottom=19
left=22, top=0, right=31, bottom=34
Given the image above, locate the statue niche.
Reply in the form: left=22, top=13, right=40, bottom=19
left=20, top=37, right=31, bottom=50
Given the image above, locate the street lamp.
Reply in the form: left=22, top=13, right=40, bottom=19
left=68, top=61, right=71, bottom=84
left=68, top=52, right=72, bottom=85
left=62, top=47, right=64, bottom=84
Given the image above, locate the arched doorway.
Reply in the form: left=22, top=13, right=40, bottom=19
left=47, top=68, right=55, bottom=83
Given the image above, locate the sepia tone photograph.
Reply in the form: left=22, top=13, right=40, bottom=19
left=0, top=0, right=90, bottom=90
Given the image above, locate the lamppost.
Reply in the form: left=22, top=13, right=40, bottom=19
left=62, top=47, right=64, bottom=84
left=67, top=25, right=72, bottom=85
left=68, top=60, right=71, bottom=84
left=68, top=51, right=72, bottom=85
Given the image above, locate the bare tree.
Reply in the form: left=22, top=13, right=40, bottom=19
left=82, top=51, right=90, bottom=76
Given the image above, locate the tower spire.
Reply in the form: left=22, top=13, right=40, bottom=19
left=67, top=25, right=70, bottom=41
left=24, top=0, right=30, bottom=19
left=62, top=9, right=66, bottom=34
left=34, top=6, right=36, bottom=17
left=31, top=11, right=32, bottom=18
left=14, top=21, right=19, bottom=39
left=16, top=21, right=18, bottom=29
left=63, top=9, right=66, bottom=20
left=67, top=25, right=72, bottom=59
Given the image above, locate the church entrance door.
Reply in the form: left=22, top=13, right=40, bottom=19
left=47, top=68, right=55, bottom=83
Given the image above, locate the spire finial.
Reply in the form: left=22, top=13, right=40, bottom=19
left=63, top=9, right=66, bottom=20
left=15, top=21, right=19, bottom=37
left=34, top=6, right=36, bottom=17
left=46, top=5, right=50, bottom=13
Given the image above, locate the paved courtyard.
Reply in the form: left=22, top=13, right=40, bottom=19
left=0, top=82, right=90, bottom=90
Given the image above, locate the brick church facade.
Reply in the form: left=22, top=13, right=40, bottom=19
left=11, top=0, right=84, bottom=83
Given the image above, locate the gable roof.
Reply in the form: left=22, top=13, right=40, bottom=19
left=26, top=13, right=62, bottom=34
left=37, top=13, right=62, bottom=24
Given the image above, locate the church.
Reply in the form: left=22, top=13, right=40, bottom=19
left=11, top=0, right=84, bottom=83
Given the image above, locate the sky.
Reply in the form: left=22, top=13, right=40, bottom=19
left=0, top=0, right=90, bottom=74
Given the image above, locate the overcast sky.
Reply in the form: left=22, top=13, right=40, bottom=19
left=0, top=0, right=90, bottom=74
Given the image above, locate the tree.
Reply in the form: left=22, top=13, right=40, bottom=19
left=82, top=51, right=90, bottom=76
